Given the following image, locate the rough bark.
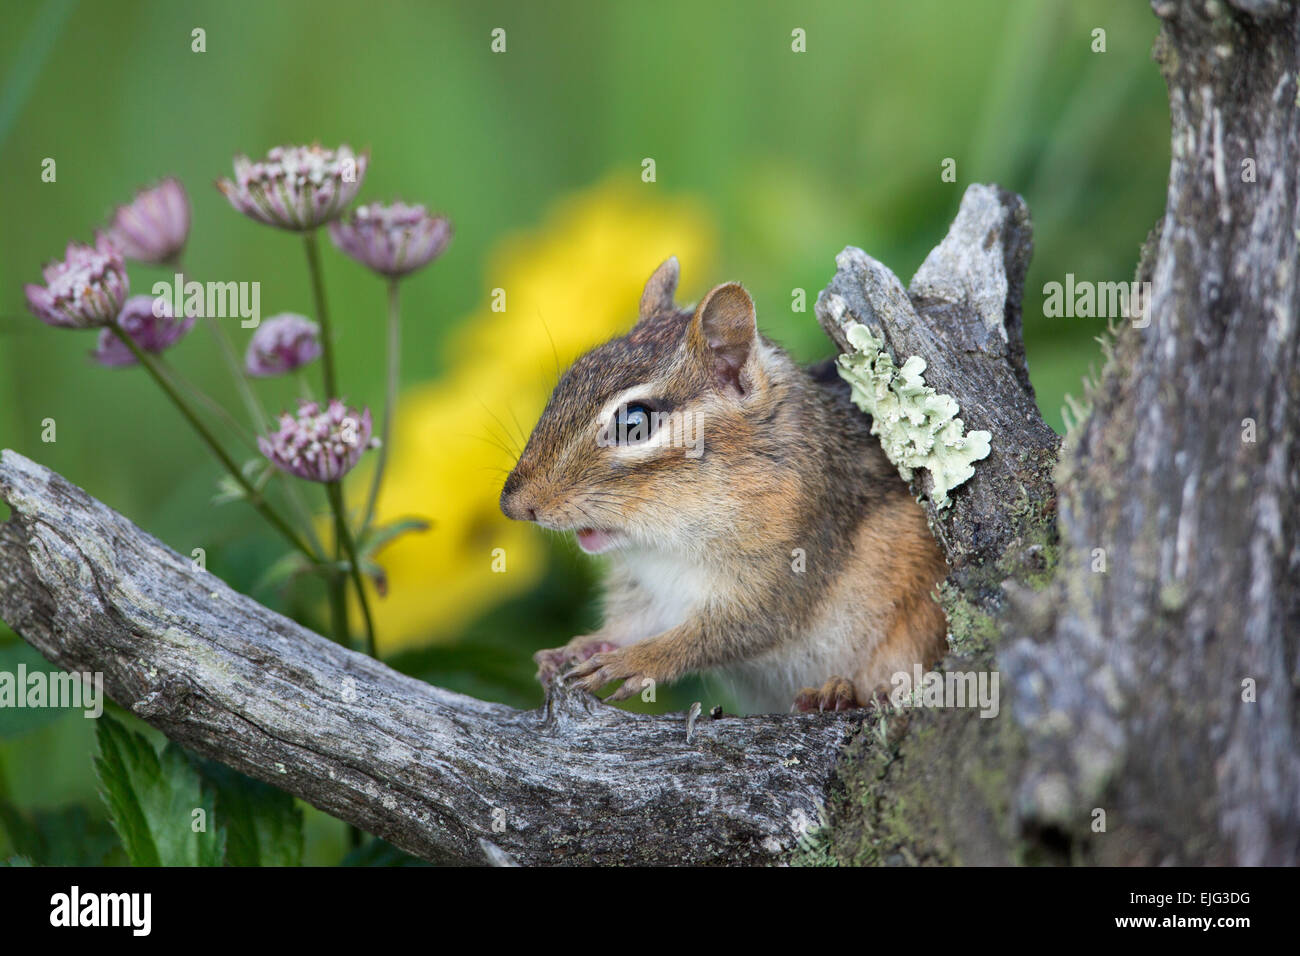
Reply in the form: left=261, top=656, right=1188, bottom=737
left=816, top=183, right=1061, bottom=606
left=1000, top=0, right=1300, bottom=865
left=810, top=0, right=1300, bottom=866
left=0, top=450, right=856, bottom=866
left=807, top=185, right=1067, bottom=866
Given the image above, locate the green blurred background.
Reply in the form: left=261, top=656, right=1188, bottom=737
left=0, top=0, right=1169, bottom=864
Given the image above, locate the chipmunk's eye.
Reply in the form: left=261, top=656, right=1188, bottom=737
left=613, top=402, right=655, bottom=445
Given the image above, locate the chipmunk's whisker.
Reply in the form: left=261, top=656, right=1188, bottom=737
left=472, top=397, right=524, bottom=458
left=504, top=405, right=530, bottom=450
left=462, top=429, right=521, bottom=462
left=535, top=306, right=563, bottom=388
left=586, top=489, right=655, bottom=510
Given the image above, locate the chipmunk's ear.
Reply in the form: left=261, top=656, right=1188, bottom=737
left=691, top=282, right=756, bottom=394
left=639, top=256, right=680, bottom=319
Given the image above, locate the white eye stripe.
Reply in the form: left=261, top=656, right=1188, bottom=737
left=591, top=384, right=664, bottom=434
left=596, top=402, right=709, bottom=459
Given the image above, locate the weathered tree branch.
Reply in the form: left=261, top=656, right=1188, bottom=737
left=809, top=1, right=1300, bottom=866
left=807, top=184, right=1069, bottom=866
left=0, top=450, right=856, bottom=865
left=816, top=184, right=1061, bottom=602
left=1000, top=0, right=1300, bottom=865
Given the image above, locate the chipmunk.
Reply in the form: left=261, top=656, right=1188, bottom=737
left=499, top=257, right=948, bottom=714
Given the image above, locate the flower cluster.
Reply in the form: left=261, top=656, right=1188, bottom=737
left=257, top=399, right=376, bottom=483
left=93, top=294, right=195, bottom=367
left=217, top=144, right=368, bottom=231
left=329, top=202, right=452, bottom=277
left=24, top=236, right=130, bottom=329
left=24, top=140, right=453, bottom=660
left=244, top=313, right=322, bottom=377
left=105, top=178, right=191, bottom=265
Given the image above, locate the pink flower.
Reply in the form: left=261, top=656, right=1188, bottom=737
left=92, top=294, right=195, bottom=366
left=328, top=202, right=452, bottom=278
left=25, top=235, right=129, bottom=329
left=217, top=144, right=368, bottom=231
left=105, top=178, right=191, bottom=265
left=244, top=313, right=322, bottom=377
left=258, top=399, right=377, bottom=482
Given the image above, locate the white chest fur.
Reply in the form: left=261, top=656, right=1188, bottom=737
left=606, top=544, right=887, bottom=714
left=614, top=547, right=716, bottom=636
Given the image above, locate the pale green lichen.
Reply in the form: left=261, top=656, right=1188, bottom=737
left=788, top=805, right=839, bottom=867
left=837, top=322, right=991, bottom=508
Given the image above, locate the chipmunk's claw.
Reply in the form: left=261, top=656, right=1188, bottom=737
left=603, top=680, right=643, bottom=703
left=535, top=638, right=615, bottom=687
left=563, top=650, right=619, bottom=692
left=564, top=647, right=649, bottom=701
left=535, top=650, right=570, bottom=687
left=793, top=676, right=861, bottom=713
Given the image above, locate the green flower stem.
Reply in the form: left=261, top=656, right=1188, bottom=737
left=361, top=278, right=401, bottom=536
left=109, top=324, right=317, bottom=562
left=202, top=315, right=259, bottom=427
left=154, top=355, right=258, bottom=454
left=326, top=481, right=376, bottom=658
left=200, top=316, right=325, bottom=556
left=152, top=260, right=260, bottom=455
left=302, top=230, right=338, bottom=399
left=175, top=255, right=324, bottom=557
left=325, top=571, right=349, bottom=648
left=302, top=230, right=346, bottom=593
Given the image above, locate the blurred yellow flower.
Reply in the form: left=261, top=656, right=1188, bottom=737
left=352, top=179, right=715, bottom=653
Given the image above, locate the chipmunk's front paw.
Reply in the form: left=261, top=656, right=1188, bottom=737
left=534, top=637, right=616, bottom=687
left=564, top=645, right=657, bottom=703
left=793, top=676, right=861, bottom=713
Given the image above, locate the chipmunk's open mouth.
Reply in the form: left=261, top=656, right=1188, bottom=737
left=575, top=528, right=619, bottom=554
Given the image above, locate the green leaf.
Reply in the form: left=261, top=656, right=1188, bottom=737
left=212, top=473, right=247, bottom=506
left=195, top=760, right=303, bottom=867
left=93, top=715, right=225, bottom=866
left=358, top=516, right=432, bottom=558
left=0, top=759, right=31, bottom=859
left=252, top=549, right=317, bottom=594
left=213, top=458, right=273, bottom=505
left=361, top=559, right=388, bottom=597
left=340, top=837, right=429, bottom=867
left=1, top=855, right=33, bottom=867
left=0, top=759, right=123, bottom=866
left=1, top=804, right=124, bottom=866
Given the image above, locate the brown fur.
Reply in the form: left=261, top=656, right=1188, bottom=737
left=501, top=258, right=948, bottom=713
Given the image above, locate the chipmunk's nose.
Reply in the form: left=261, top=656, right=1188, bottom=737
left=500, top=470, right=539, bottom=522
left=502, top=495, right=538, bottom=522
